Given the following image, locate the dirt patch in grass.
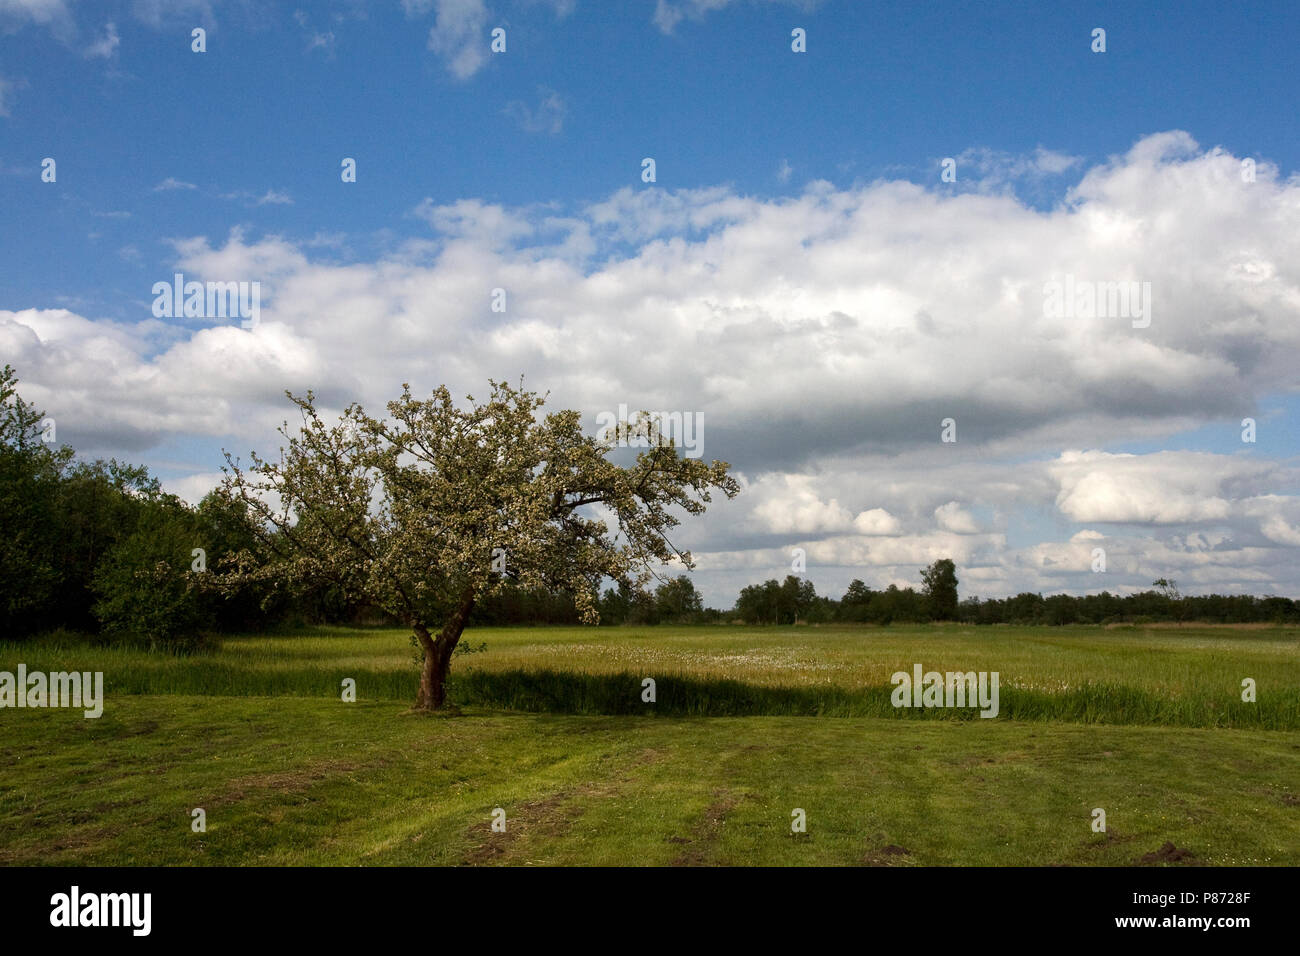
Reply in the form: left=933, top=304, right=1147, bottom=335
left=0, top=823, right=118, bottom=865
left=669, top=790, right=739, bottom=866
left=863, top=844, right=911, bottom=866
left=211, top=758, right=377, bottom=807
left=460, top=785, right=604, bottom=865
left=459, top=748, right=666, bottom=865
left=1135, top=841, right=1198, bottom=865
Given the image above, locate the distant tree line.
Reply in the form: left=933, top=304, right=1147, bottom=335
left=4, top=366, right=1298, bottom=650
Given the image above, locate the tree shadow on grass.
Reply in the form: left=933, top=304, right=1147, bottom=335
left=449, top=669, right=1294, bottom=727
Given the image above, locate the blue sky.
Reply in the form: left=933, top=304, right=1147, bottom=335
left=6, top=0, right=1298, bottom=314
left=3, top=0, right=1299, bottom=604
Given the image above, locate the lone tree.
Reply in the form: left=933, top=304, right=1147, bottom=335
left=920, top=558, right=959, bottom=620
left=218, top=380, right=738, bottom=710
left=1152, top=577, right=1187, bottom=625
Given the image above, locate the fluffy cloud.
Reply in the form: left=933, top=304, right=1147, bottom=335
left=853, top=508, right=902, bottom=536
left=750, top=474, right=852, bottom=534
left=6, top=132, right=1300, bottom=601
left=420, top=0, right=489, bottom=80
left=934, top=501, right=981, bottom=534
left=1049, top=450, right=1289, bottom=525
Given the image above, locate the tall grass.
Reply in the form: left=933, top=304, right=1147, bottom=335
left=2, top=623, right=1297, bottom=728
left=451, top=669, right=1300, bottom=728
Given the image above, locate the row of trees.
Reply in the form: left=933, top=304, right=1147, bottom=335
left=462, top=568, right=1300, bottom=627
left=2, top=365, right=321, bottom=646
left=732, top=560, right=959, bottom=624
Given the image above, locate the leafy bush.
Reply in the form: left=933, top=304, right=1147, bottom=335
left=92, top=506, right=214, bottom=650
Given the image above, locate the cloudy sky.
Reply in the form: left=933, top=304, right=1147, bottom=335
left=2, top=0, right=1298, bottom=605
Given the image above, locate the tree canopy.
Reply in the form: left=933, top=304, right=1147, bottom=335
left=218, top=380, right=739, bottom=709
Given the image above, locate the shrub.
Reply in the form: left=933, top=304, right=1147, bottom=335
left=92, top=507, right=214, bottom=650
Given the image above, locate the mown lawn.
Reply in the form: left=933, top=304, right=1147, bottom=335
left=1, top=624, right=1298, bottom=865
left=1, top=696, right=1298, bottom=866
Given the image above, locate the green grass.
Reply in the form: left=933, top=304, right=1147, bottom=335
left=2, top=623, right=1298, bottom=865
left=6, top=623, right=1299, bottom=727
left=1, top=696, right=1297, bottom=866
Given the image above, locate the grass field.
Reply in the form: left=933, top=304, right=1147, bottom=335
left=2, top=624, right=1299, bottom=865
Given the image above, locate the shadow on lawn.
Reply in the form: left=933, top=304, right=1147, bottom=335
left=449, top=668, right=1295, bottom=727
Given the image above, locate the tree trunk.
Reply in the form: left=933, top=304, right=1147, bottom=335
left=412, top=587, right=477, bottom=711
left=414, top=623, right=440, bottom=710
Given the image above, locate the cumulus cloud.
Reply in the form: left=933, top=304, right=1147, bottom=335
left=14, top=134, right=1300, bottom=472
left=853, top=508, right=902, bottom=536
left=411, top=197, right=534, bottom=246
left=751, top=474, right=852, bottom=534
left=934, top=501, right=981, bottom=534
left=1049, top=449, right=1275, bottom=525
left=6, top=131, right=1300, bottom=600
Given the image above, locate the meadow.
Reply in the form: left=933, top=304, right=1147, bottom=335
left=1, top=623, right=1298, bottom=866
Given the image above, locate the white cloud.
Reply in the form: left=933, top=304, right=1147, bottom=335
left=7, top=132, right=1300, bottom=600
left=0, top=0, right=73, bottom=35
left=751, top=474, right=852, bottom=534
left=254, top=189, right=293, bottom=206
left=420, top=0, right=489, bottom=80
left=215, top=188, right=294, bottom=207
left=84, top=21, right=119, bottom=58
left=934, top=501, right=981, bottom=534
left=503, top=87, right=566, bottom=134
left=154, top=177, right=198, bottom=191
left=853, top=508, right=902, bottom=536
left=129, top=0, right=218, bottom=30
left=653, top=0, right=817, bottom=34
left=15, top=135, right=1300, bottom=476
left=954, top=145, right=1083, bottom=189
left=411, top=197, right=534, bottom=246
left=1049, top=450, right=1260, bottom=525
left=305, top=30, right=335, bottom=53
left=167, top=470, right=225, bottom=505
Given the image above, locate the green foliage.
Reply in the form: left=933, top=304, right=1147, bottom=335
left=653, top=574, right=704, bottom=623
left=735, top=575, right=819, bottom=624
left=920, top=558, right=959, bottom=620
left=51, top=459, right=166, bottom=630
left=91, top=500, right=214, bottom=650
left=217, top=380, right=740, bottom=708
left=0, top=365, right=73, bottom=635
